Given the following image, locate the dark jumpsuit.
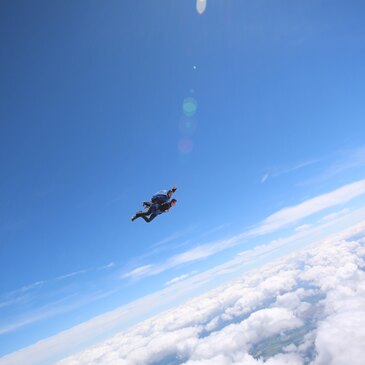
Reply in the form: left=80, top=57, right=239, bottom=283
left=134, top=202, right=171, bottom=223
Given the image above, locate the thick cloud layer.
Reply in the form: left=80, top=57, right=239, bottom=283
left=58, top=222, right=365, bottom=365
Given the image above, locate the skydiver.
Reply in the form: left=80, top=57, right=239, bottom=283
left=143, top=184, right=177, bottom=208
left=131, top=199, right=177, bottom=223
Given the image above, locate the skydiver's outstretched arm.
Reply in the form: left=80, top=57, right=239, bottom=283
left=167, top=184, right=177, bottom=196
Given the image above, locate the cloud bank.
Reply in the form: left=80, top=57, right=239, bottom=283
left=56, top=221, right=365, bottom=365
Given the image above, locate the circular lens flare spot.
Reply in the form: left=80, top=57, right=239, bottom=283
left=178, top=138, right=193, bottom=154
left=183, top=97, right=197, bottom=117
left=179, top=117, right=196, bottom=135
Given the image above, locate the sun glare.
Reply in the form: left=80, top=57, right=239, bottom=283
left=196, top=0, right=207, bottom=15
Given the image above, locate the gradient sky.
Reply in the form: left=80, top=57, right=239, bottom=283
left=1, top=0, right=365, bottom=363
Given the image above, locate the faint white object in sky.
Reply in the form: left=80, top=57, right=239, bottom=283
left=196, top=0, right=207, bottom=14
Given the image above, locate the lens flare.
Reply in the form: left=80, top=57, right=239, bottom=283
left=179, top=117, right=196, bottom=135
left=196, top=0, right=207, bottom=14
left=183, top=97, right=197, bottom=117
left=178, top=138, right=193, bottom=154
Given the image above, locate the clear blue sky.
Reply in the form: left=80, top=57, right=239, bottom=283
left=1, top=0, right=365, bottom=362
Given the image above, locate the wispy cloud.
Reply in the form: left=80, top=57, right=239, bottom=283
left=0, top=289, right=119, bottom=337
left=260, top=173, right=269, bottom=183
left=300, top=146, right=365, bottom=185
left=248, top=178, right=365, bottom=236
left=56, top=270, right=87, bottom=281
left=262, top=146, right=365, bottom=186
left=165, top=271, right=198, bottom=286
left=201, top=223, right=231, bottom=236
left=0, top=281, right=46, bottom=310
left=122, top=265, right=154, bottom=279
left=0, top=295, right=78, bottom=336
left=152, top=225, right=196, bottom=249
left=0, top=262, right=116, bottom=324
left=294, top=224, right=312, bottom=232
left=261, top=159, right=319, bottom=184
left=320, top=208, right=350, bottom=223
left=121, top=233, right=248, bottom=280
left=99, top=262, right=115, bottom=270
left=2, top=261, right=115, bottom=299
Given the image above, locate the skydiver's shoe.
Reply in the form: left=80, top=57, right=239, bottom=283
left=131, top=211, right=143, bottom=221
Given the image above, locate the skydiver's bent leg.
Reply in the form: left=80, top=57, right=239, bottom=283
left=139, top=213, right=157, bottom=223
left=132, top=210, right=148, bottom=222
left=132, top=207, right=156, bottom=222
left=131, top=211, right=141, bottom=221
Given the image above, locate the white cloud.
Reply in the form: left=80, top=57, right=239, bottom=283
left=121, top=264, right=154, bottom=279
left=165, top=271, right=198, bottom=286
left=261, top=159, right=319, bottom=184
left=152, top=227, right=196, bottom=249
left=2, top=209, right=365, bottom=365
left=302, top=146, right=365, bottom=185
left=49, top=220, right=365, bottom=365
left=294, top=224, right=312, bottom=232
left=313, top=307, right=365, bottom=365
left=320, top=208, right=350, bottom=223
left=248, top=178, right=365, bottom=236
left=261, top=173, right=269, bottom=183
left=0, top=263, right=120, bottom=335
left=1, top=262, right=115, bottom=313
left=99, top=262, right=115, bottom=270
left=0, top=289, right=119, bottom=337
left=57, top=270, right=87, bottom=280
left=0, top=280, right=46, bottom=310
left=121, top=234, right=245, bottom=280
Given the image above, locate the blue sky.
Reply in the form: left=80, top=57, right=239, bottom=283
left=1, top=0, right=365, bottom=363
